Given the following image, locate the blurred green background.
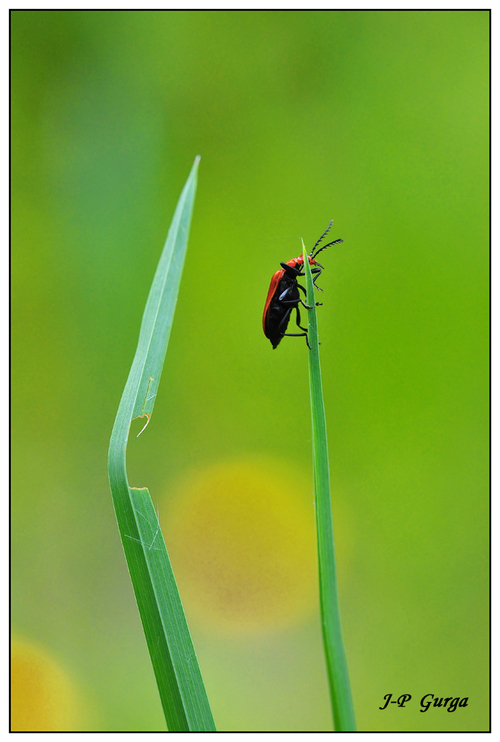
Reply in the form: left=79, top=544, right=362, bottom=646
left=11, top=9, right=489, bottom=732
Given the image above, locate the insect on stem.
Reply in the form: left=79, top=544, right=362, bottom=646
left=262, top=221, right=343, bottom=350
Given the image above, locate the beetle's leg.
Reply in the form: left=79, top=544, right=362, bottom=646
left=279, top=294, right=314, bottom=310
left=296, top=283, right=322, bottom=307
left=284, top=332, right=312, bottom=350
left=296, top=268, right=324, bottom=292
left=292, top=287, right=312, bottom=309
left=312, top=272, right=324, bottom=291
left=277, top=307, right=293, bottom=335
left=295, top=306, right=306, bottom=332
left=277, top=286, right=316, bottom=310
left=295, top=306, right=309, bottom=333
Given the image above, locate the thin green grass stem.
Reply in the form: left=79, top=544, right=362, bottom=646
left=303, top=241, right=356, bottom=732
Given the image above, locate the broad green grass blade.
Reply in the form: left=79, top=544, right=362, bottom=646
left=108, top=157, right=216, bottom=732
left=303, top=241, right=356, bottom=732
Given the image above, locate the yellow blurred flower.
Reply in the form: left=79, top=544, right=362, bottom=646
left=11, top=637, right=81, bottom=731
left=164, top=459, right=317, bottom=632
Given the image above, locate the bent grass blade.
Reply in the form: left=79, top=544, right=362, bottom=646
left=108, top=157, right=216, bottom=731
left=303, top=241, right=356, bottom=732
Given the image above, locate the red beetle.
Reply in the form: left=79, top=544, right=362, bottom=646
left=263, top=220, right=343, bottom=349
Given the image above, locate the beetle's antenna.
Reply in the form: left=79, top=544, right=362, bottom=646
left=311, top=238, right=344, bottom=260
left=310, top=220, right=333, bottom=255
